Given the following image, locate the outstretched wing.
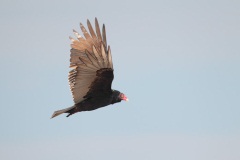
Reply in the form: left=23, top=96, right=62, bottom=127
left=69, top=18, right=114, bottom=104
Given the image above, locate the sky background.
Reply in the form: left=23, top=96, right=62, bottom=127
left=0, top=0, right=240, bottom=159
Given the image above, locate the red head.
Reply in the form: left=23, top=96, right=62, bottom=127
left=119, top=93, right=128, bottom=101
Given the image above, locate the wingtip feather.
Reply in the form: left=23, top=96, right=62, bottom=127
left=73, top=29, right=81, bottom=38
left=69, top=36, right=75, bottom=42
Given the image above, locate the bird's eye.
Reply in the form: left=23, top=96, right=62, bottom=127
left=120, top=93, right=123, bottom=98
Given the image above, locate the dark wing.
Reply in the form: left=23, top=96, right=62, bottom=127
left=84, top=68, right=114, bottom=99
left=69, top=18, right=114, bottom=104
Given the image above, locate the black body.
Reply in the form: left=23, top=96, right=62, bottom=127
left=66, top=90, right=121, bottom=117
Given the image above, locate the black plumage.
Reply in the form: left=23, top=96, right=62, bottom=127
left=51, top=18, right=128, bottom=118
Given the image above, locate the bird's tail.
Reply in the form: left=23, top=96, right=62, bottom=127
left=51, top=106, right=75, bottom=118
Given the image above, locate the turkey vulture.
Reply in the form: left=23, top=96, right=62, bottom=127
left=51, top=18, right=128, bottom=118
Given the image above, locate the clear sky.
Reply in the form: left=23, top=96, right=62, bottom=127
left=0, top=0, right=240, bottom=160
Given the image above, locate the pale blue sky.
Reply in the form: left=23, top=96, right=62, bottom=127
left=0, top=0, right=240, bottom=160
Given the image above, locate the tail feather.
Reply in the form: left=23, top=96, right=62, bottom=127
left=51, top=106, right=75, bottom=118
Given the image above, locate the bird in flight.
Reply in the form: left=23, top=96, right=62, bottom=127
left=51, top=18, right=128, bottom=118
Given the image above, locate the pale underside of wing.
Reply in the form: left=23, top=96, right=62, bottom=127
left=69, top=18, right=114, bottom=104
